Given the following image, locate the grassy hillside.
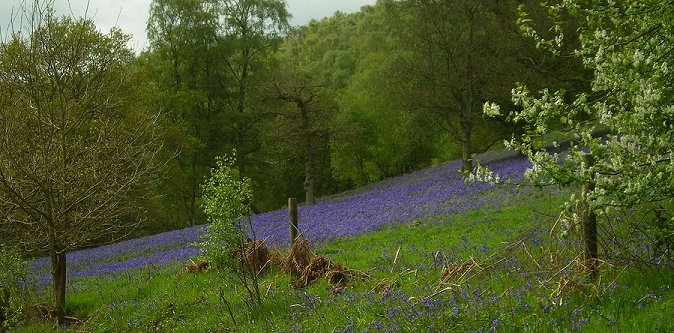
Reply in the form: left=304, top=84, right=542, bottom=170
left=16, top=153, right=674, bottom=332
left=27, top=152, right=529, bottom=285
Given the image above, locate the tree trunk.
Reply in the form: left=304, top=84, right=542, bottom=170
left=460, top=133, right=473, bottom=173
left=236, top=133, right=247, bottom=175
left=462, top=7, right=476, bottom=174
left=288, top=198, right=299, bottom=246
left=300, top=103, right=316, bottom=205
left=236, top=50, right=250, bottom=175
left=182, top=195, right=196, bottom=227
left=51, top=252, right=67, bottom=326
left=582, top=201, right=598, bottom=279
left=184, top=160, right=198, bottom=227
left=582, top=154, right=598, bottom=280
left=356, top=154, right=368, bottom=186
left=304, top=151, right=315, bottom=205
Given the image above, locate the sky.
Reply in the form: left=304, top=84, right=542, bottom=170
left=0, top=0, right=376, bottom=51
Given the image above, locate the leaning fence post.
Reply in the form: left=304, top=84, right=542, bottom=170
left=582, top=153, right=598, bottom=280
left=288, top=198, right=299, bottom=247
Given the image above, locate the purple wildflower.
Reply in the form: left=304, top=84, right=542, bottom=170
left=29, top=153, right=531, bottom=281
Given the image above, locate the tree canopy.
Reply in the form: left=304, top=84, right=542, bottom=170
left=486, top=0, right=674, bottom=216
left=0, top=7, right=162, bottom=325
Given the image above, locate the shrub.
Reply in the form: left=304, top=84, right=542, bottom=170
left=0, top=245, right=27, bottom=330
left=198, top=151, right=263, bottom=307
left=198, top=152, right=253, bottom=269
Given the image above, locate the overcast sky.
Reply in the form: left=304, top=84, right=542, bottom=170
left=1, top=0, right=376, bottom=51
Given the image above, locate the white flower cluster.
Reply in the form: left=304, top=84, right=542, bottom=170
left=483, top=102, right=501, bottom=117
left=467, top=163, right=501, bottom=185
left=482, top=0, right=674, bottom=234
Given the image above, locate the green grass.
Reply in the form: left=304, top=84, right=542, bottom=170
left=11, top=190, right=674, bottom=332
left=319, top=195, right=562, bottom=271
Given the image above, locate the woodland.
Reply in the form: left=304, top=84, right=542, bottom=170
left=0, top=0, right=673, bottom=331
left=138, top=0, right=578, bottom=228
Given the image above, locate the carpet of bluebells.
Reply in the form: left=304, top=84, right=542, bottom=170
left=30, top=152, right=530, bottom=283
left=24, top=151, right=674, bottom=332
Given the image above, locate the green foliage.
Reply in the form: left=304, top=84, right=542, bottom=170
left=140, top=0, right=581, bottom=212
left=198, top=151, right=265, bottom=308
left=381, top=0, right=535, bottom=171
left=329, top=10, right=435, bottom=184
left=144, top=0, right=230, bottom=227
left=138, top=0, right=594, bottom=215
left=198, top=152, right=253, bottom=269
left=145, top=0, right=292, bottom=217
left=484, top=1, right=674, bottom=232
left=279, top=5, right=442, bottom=188
left=0, top=245, right=27, bottom=329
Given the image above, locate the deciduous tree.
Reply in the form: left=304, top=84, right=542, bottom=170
left=145, top=0, right=290, bottom=214
left=216, top=0, right=290, bottom=174
left=146, top=0, right=225, bottom=227
left=268, top=60, right=334, bottom=205
left=0, top=3, right=162, bottom=325
left=483, top=0, right=674, bottom=276
left=385, top=0, right=531, bottom=172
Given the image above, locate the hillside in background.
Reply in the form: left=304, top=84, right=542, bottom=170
left=29, top=151, right=530, bottom=284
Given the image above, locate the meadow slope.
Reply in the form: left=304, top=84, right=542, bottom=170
left=18, top=151, right=674, bottom=333
left=29, top=152, right=530, bottom=283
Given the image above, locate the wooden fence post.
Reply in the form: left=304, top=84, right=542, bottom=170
left=288, top=198, right=298, bottom=247
left=582, top=153, right=598, bottom=280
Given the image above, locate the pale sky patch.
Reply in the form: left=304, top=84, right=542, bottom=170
left=0, top=0, right=376, bottom=52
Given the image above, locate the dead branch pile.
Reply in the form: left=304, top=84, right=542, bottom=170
left=237, top=240, right=271, bottom=274
left=282, top=237, right=312, bottom=276
left=183, top=260, right=210, bottom=274
left=273, top=237, right=367, bottom=290
left=293, top=255, right=343, bottom=288
left=439, top=260, right=477, bottom=284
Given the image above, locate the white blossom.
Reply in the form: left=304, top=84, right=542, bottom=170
left=483, top=102, right=501, bottom=117
left=484, top=0, right=674, bottom=233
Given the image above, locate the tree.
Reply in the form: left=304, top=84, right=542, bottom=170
left=0, top=4, right=162, bottom=325
left=268, top=58, right=335, bottom=205
left=145, top=0, right=290, bottom=215
left=146, top=0, right=226, bottom=227
left=216, top=0, right=290, bottom=174
left=199, top=152, right=263, bottom=309
left=272, top=6, right=440, bottom=188
left=384, top=0, right=531, bottom=172
left=483, top=0, right=674, bottom=276
left=331, top=5, right=437, bottom=185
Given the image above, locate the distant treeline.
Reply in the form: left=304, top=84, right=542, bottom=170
left=134, top=0, right=588, bottom=235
